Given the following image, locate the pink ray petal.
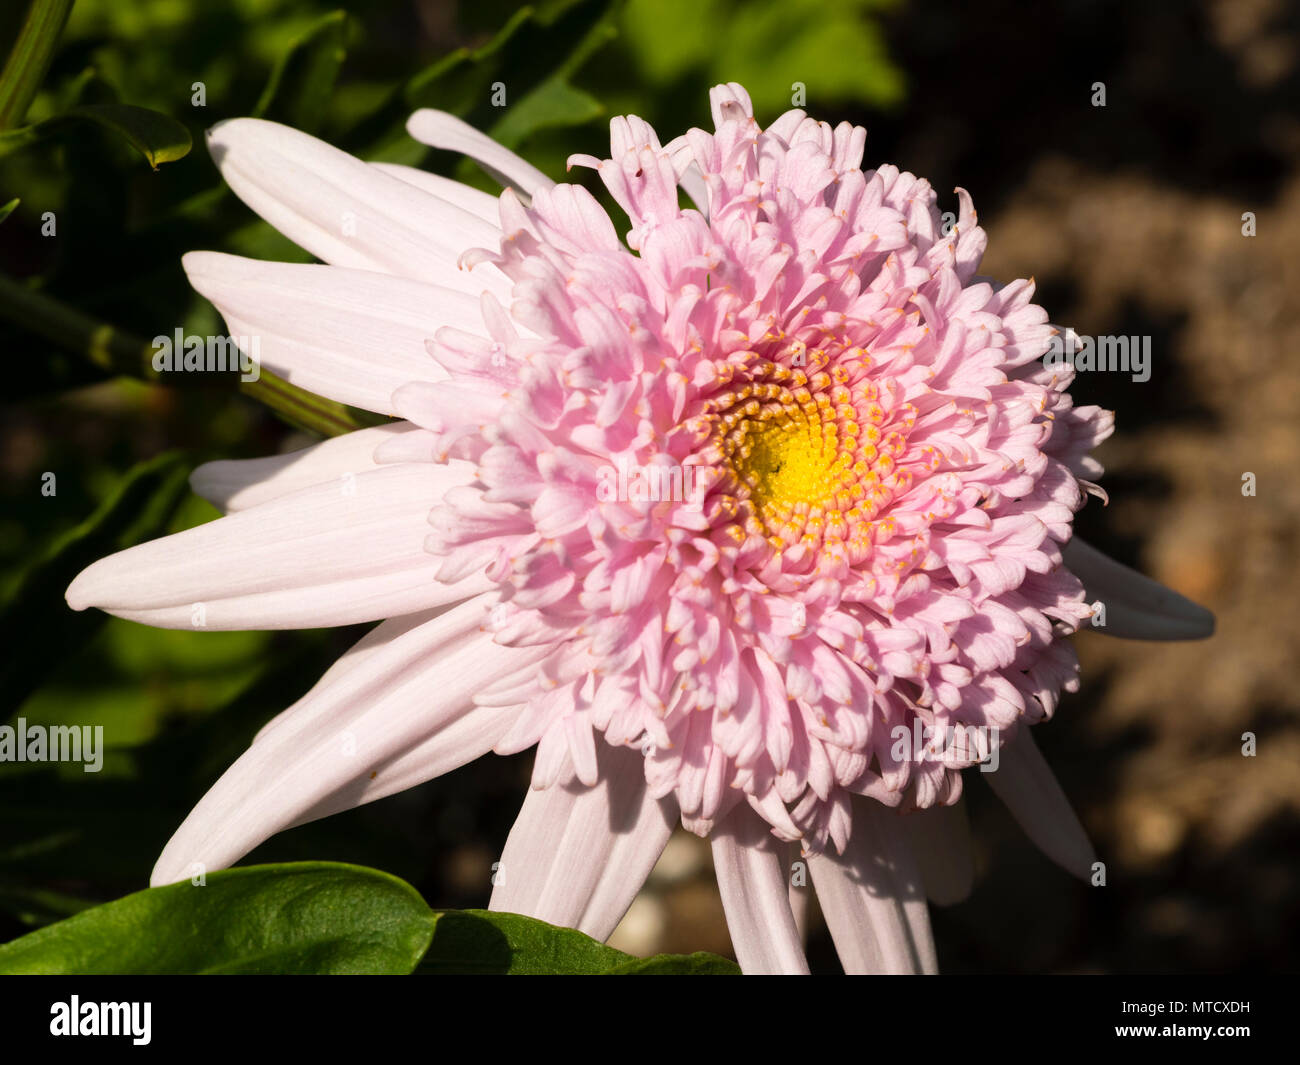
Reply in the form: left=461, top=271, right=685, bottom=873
left=66, top=464, right=488, bottom=629
left=710, top=805, right=810, bottom=974
left=903, top=801, right=975, bottom=906
left=406, top=109, right=553, bottom=196
left=809, top=800, right=939, bottom=974
left=1065, top=537, right=1215, bottom=640
left=489, top=743, right=675, bottom=940
left=183, top=251, right=484, bottom=413
left=370, top=162, right=502, bottom=226
left=984, top=729, right=1096, bottom=878
left=151, top=596, right=542, bottom=884
left=191, top=424, right=426, bottom=513
left=205, top=118, right=509, bottom=297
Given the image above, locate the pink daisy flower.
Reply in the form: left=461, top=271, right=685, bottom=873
left=66, top=83, right=1214, bottom=974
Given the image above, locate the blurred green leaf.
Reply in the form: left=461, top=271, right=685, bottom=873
left=350, top=0, right=618, bottom=170
left=0, top=0, right=73, bottom=130
left=0, top=862, right=436, bottom=974
left=0, top=881, right=96, bottom=929
left=253, top=9, right=349, bottom=134
left=621, top=0, right=904, bottom=114
left=488, top=76, right=604, bottom=150
left=0, top=196, right=16, bottom=223
left=0, top=102, right=192, bottom=168
left=0, top=451, right=191, bottom=717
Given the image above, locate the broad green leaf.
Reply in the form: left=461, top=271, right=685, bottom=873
left=420, top=909, right=631, bottom=974
left=0, top=452, right=191, bottom=716
left=0, top=102, right=192, bottom=168
left=605, top=952, right=741, bottom=974
left=0, top=0, right=73, bottom=130
left=0, top=863, right=436, bottom=974
left=417, top=909, right=738, bottom=974
left=253, top=10, right=350, bottom=134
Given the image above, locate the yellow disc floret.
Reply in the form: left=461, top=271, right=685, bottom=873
left=691, top=349, right=916, bottom=557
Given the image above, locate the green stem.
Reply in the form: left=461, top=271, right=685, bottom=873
left=0, top=0, right=75, bottom=131
left=0, top=270, right=155, bottom=376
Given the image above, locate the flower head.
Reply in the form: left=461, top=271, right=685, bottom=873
left=66, top=83, right=1214, bottom=973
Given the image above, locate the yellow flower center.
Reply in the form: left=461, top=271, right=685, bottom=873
left=687, top=349, right=920, bottom=556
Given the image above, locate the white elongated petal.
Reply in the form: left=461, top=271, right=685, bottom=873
left=370, top=162, right=501, bottom=227
left=789, top=857, right=811, bottom=941
left=1065, top=537, right=1215, bottom=640
left=66, top=463, right=488, bottom=629
left=183, top=252, right=485, bottom=413
left=191, top=423, right=429, bottom=512
left=205, top=118, right=508, bottom=297
left=904, top=801, right=975, bottom=906
left=406, top=109, right=553, bottom=196
left=287, top=699, right=523, bottom=829
left=984, top=730, right=1095, bottom=878
left=710, top=806, right=810, bottom=974
left=151, top=597, right=540, bottom=884
left=490, top=744, right=675, bottom=941
left=809, top=800, right=939, bottom=975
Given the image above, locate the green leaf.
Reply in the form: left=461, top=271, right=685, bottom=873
left=0, top=452, right=192, bottom=716
left=605, top=951, right=741, bottom=974
left=0, top=863, right=436, bottom=974
left=0, top=0, right=73, bottom=130
left=420, top=909, right=631, bottom=974
left=253, top=10, right=350, bottom=134
left=417, top=909, right=739, bottom=974
left=0, top=196, right=16, bottom=223
left=0, top=102, right=193, bottom=169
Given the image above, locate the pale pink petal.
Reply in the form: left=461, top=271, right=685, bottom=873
left=286, top=700, right=523, bottom=827
left=183, top=251, right=486, bottom=413
left=489, top=744, right=675, bottom=940
left=789, top=842, right=812, bottom=941
left=406, top=109, right=553, bottom=196
left=809, top=800, right=939, bottom=974
left=150, top=596, right=541, bottom=884
left=66, top=464, right=489, bottom=629
left=1065, top=537, right=1215, bottom=640
left=205, top=118, right=509, bottom=297
left=370, top=162, right=502, bottom=226
left=984, top=730, right=1096, bottom=878
left=191, top=424, right=426, bottom=512
left=903, top=801, right=975, bottom=906
left=710, top=805, right=810, bottom=974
